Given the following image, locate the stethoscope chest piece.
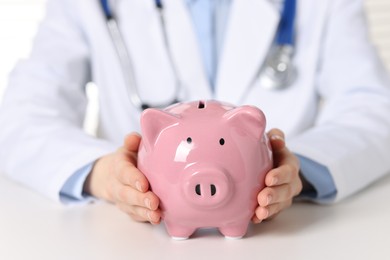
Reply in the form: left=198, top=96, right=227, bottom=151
left=257, top=45, right=297, bottom=90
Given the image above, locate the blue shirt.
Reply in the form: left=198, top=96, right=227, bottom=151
left=185, top=0, right=231, bottom=88
left=60, top=0, right=337, bottom=203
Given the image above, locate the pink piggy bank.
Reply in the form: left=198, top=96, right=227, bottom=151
left=137, top=100, right=273, bottom=240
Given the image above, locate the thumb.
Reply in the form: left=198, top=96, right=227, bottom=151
left=124, top=132, right=142, bottom=153
left=267, top=128, right=286, bottom=152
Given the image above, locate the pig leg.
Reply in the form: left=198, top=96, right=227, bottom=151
left=164, top=221, right=196, bottom=240
left=219, top=222, right=249, bottom=239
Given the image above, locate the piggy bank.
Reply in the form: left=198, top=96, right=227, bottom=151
left=137, top=100, right=273, bottom=240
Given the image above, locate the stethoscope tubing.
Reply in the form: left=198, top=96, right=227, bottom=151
left=277, top=0, right=296, bottom=46
left=101, top=0, right=180, bottom=110
left=100, top=0, right=297, bottom=110
left=106, top=18, right=145, bottom=109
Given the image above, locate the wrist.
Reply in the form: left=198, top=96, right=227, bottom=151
left=83, top=154, right=113, bottom=201
left=299, top=171, right=317, bottom=196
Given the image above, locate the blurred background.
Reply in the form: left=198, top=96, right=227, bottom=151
left=0, top=0, right=389, bottom=112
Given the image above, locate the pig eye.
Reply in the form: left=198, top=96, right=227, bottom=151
left=219, top=138, right=225, bottom=146
left=187, top=137, right=192, bottom=144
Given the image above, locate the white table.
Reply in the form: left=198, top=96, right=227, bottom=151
left=1, top=173, right=390, bottom=260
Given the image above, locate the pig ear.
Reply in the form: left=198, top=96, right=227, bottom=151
left=223, top=105, right=266, bottom=139
left=140, top=108, right=180, bottom=150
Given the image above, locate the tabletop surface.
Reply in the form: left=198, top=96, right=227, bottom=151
left=1, top=173, right=390, bottom=260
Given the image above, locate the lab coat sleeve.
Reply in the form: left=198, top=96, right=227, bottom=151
left=289, top=0, right=390, bottom=203
left=0, top=0, right=117, bottom=201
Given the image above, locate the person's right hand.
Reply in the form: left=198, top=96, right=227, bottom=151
left=83, top=133, right=161, bottom=224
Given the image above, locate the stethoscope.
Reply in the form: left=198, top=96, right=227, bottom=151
left=100, top=0, right=297, bottom=110
left=257, top=0, right=297, bottom=90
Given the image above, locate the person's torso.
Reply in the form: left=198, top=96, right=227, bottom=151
left=74, top=0, right=332, bottom=144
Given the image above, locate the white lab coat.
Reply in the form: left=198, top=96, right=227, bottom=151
left=0, top=0, right=389, bottom=203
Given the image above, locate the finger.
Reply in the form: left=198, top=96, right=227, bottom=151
left=251, top=214, right=262, bottom=224
left=254, top=200, right=292, bottom=221
left=115, top=185, right=159, bottom=210
left=116, top=146, right=138, bottom=165
left=267, top=128, right=285, bottom=140
left=271, top=148, right=297, bottom=171
left=258, top=182, right=301, bottom=207
left=117, top=133, right=141, bottom=166
left=114, top=158, right=150, bottom=192
left=124, top=132, right=142, bottom=153
left=267, top=128, right=285, bottom=152
left=265, top=160, right=299, bottom=187
left=117, top=203, right=161, bottom=224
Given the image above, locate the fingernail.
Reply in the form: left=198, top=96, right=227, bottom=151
left=266, top=195, right=272, bottom=205
left=135, top=181, right=142, bottom=192
left=127, top=132, right=141, bottom=138
left=132, top=132, right=141, bottom=137
left=271, top=177, right=278, bottom=186
left=147, top=211, right=152, bottom=222
left=262, top=208, right=269, bottom=219
left=253, top=217, right=262, bottom=224
left=144, top=198, right=151, bottom=209
left=271, top=135, right=284, bottom=141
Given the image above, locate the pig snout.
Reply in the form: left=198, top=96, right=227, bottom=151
left=183, top=168, right=233, bottom=209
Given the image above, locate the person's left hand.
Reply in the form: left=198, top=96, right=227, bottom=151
left=252, top=128, right=302, bottom=223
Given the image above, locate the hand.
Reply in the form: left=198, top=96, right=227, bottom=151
left=83, top=133, right=161, bottom=224
left=252, top=128, right=302, bottom=223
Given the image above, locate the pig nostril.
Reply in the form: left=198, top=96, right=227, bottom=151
left=210, top=184, right=216, bottom=196
left=195, top=184, right=201, bottom=196
left=194, top=184, right=217, bottom=196
left=198, top=101, right=205, bottom=109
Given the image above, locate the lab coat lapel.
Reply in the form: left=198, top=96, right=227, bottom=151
left=164, top=0, right=212, bottom=100
left=216, top=0, right=280, bottom=104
